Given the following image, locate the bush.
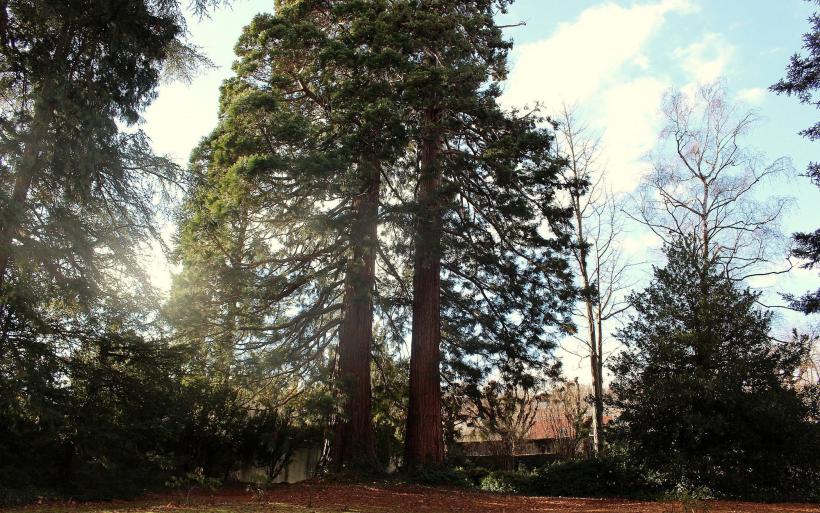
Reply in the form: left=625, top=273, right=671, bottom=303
left=461, top=466, right=491, bottom=486
left=166, top=467, right=222, bottom=505
left=474, top=458, right=657, bottom=498
left=404, top=466, right=470, bottom=486
left=531, top=457, right=657, bottom=498
left=479, top=470, right=536, bottom=494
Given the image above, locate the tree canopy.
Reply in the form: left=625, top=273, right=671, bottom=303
left=610, top=238, right=819, bottom=498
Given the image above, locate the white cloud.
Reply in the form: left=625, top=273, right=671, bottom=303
left=633, top=54, right=651, bottom=70
left=598, top=76, right=669, bottom=192
left=503, top=1, right=692, bottom=194
left=673, top=33, right=735, bottom=83
left=737, top=87, right=767, bottom=105
left=503, top=0, right=695, bottom=109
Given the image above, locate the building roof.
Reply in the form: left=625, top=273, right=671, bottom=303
left=458, top=399, right=614, bottom=443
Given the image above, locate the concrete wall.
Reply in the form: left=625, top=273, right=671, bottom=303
left=272, top=446, right=322, bottom=483
left=233, top=446, right=323, bottom=484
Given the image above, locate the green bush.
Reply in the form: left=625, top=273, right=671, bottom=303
left=461, top=466, right=491, bottom=486
left=166, top=467, right=222, bottom=505
left=404, top=466, right=471, bottom=486
left=479, top=470, right=536, bottom=494
left=531, top=457, right=657, bottom=498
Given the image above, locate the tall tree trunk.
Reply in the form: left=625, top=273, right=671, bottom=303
left=331, top=159, right=380, bottom=470
left=594, top=305, right=606, bottom=456
left=572, top=193, right=605, bottom=456
left=405, top=108, right=444, bottom=468
left=589, top=342, right=603, bottom=455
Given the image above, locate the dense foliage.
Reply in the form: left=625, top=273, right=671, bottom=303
left=476, top=458, right=656, bottom=498
left=0, top=0, right=317, bottom=502
left=0, top=0, right=179, bottom=500
left=2, top=0, right=819, bottom=506
left=609, top=239, right=820, bottom=499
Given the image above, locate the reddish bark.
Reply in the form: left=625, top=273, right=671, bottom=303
left=331, top=160, right=380, bottom=470
left=405, top=109, right=444, bottom=468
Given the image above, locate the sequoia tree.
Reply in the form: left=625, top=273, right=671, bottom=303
left=380, top=0, right=572, bottom=467
left=171, top=0, right=411, bottom=470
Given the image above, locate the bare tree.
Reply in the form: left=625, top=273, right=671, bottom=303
left=632, top=82, right=793, bottom=283
left=541, top=379, right=592, bottom=460
left=556, top=105, right=632, bottom=456
left=466, top=380, right=541, bottom=470
left=792, top=323, right=820, bottom=396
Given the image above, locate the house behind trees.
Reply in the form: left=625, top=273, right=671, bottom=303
left=456, top=387, right=611, bottom=469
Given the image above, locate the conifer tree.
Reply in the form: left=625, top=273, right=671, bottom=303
left=771, top=0, right=820, bottom=314
left=387, top=0, right=572, bottom=467
left=171, top=0, right=573, bottom=473
left=0, top=0, right=231, bottom=494
left=610, top=237, right=819, bottom=497
left=171, top=0, right=410, bottom=470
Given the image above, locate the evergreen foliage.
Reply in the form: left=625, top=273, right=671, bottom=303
left=771, top=0, right=820, bottom=315
left=169, top=0, right=573, bottom=472
left=0, top=0, right=186, bottom=496
left=609, top=238, right=820, bottom=498
left=0, top=0, right=301, bottom=501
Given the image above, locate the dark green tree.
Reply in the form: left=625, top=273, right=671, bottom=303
left=771, top=0, right=820, bottom=315
left=0, top=0, right=235, bottom=498
left=610, top=238, right=819, bottom=498
left=170, top=0, right=412, bottom=471
left=374, top=0, right=572, bottom=468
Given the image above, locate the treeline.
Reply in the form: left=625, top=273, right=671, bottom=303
left=0, top=0, right=573, bottom=501
left=0, top=0, right=819, bottom=505
left=168, top=0, right=573, bottom=472
left=0, top=0, right=279, bottom=501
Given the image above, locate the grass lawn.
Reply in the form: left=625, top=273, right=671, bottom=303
left=4, top=483, right=820, bottom=513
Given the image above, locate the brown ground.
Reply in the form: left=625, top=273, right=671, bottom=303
left=258, top=482, right=820, bottom=513
left=6, top=482, right=820, bottom=513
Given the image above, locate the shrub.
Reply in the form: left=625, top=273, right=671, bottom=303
left=531, top=457, right=657, bottom=498
left=661, top=483, right=714, bottom=513
left=461, top=466, right=491, bottom=486
left=165, top=467, right=222, bottom=505
left=404, top=466, right=470, bottom=486
left=479, top=470, right=536, bottom=494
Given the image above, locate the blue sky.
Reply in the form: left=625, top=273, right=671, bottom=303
left=142, top=0, right=820, bottom=380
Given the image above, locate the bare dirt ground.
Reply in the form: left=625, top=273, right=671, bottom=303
left=6, top=482, right=820, bottom=513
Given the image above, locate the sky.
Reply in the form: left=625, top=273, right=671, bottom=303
left=142, top=0, right=820, bottom=382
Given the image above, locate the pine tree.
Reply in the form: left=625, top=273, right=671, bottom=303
left=0, top=0, right=231, bottom=493
left=771, top=0, right=820, bottom=314
left=610, top=237, right=818, bottom=497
